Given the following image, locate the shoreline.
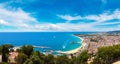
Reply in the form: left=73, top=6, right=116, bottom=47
left=56, top=36, right=86, bottom=54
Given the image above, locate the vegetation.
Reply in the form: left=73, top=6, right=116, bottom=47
left=0, top=44, right=120, bottom=64
left=75, top=50, right=89, bottom=64
left=1, top=44, right=13, bottom=62
left=92, top=44, right=120, bottom=64
left=15, top=53, right=28, bottom=64
left=20, top=45, right=34, bottom=57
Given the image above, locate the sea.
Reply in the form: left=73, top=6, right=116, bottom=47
left=0, top=32, right=95, bottom=54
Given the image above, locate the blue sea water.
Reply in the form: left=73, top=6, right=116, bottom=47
left=0, top=32, right=94, bottom=54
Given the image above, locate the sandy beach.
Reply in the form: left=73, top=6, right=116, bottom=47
left=56, top=36, right=86, bottom=54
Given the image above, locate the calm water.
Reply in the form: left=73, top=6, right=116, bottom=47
left=0, top=32, right=94, bottom=53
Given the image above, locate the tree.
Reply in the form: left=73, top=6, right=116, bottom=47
left=44, top=54, right=55, bottom=64
left=2, top=44, right=13, bottom=62
left=31, top=54, right=44, bottom=64
left=0, top=46, right=2, bottom=54
left=24, top=51, right=44, bottom=64
left=92, top=44, right=120, bottom=64
left=15, top=53, right=28, bottom=64
left=2, top=54, right=8, bottom=63
left=23, top=59, right=33, bottom=64
left=21, top=45, right=33, bottom=57
left=2, top=44, right=13, bottom=54
left=74, top=50, right=90, bottom=64
left=55, top=55, right=70, bottom=64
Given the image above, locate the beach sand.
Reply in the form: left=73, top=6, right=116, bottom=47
left=56, top=37, right=86, bottom=54
left=113, top=61, right=120, bottom=64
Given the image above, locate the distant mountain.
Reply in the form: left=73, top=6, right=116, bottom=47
left=107, top=30, right=120, bottom=33
left=106, top=30, right=120, bottom=35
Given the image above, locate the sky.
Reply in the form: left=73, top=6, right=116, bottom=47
left=0, top=0, right=120, bottom=32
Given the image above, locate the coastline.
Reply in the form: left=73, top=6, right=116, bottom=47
left=56, top=36, right=86, bottom=54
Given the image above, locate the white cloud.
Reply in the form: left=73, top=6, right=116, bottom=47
left=85, top=9, right=120, bottom=22
left=84, top=13, right=113, bottom=22
left=0, top=19, right=9, bottom=25
left=57, top=9, right=120, bottom=27
left=57, top=15, right=82, bottom=21
left=0, top=3, right=120, bottom=32
left=1, top=0, right=37, bottom=5
left=98, top=22, right=120, bottom=25
left=17, top=23, right=31, bottom=29
left=58, top=9, right=120, bottom=22
left=0, top=7, right=36, bottom=23
left=0, top=4, right=37, bottom=29
left=54, top=9, right=120, bottom=32
left=21, top=22, right=119, bottom=32
left=18, top=23, right=93, bottom=32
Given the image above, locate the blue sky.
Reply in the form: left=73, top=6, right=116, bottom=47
left=0, top=0, right=120, bottom=32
